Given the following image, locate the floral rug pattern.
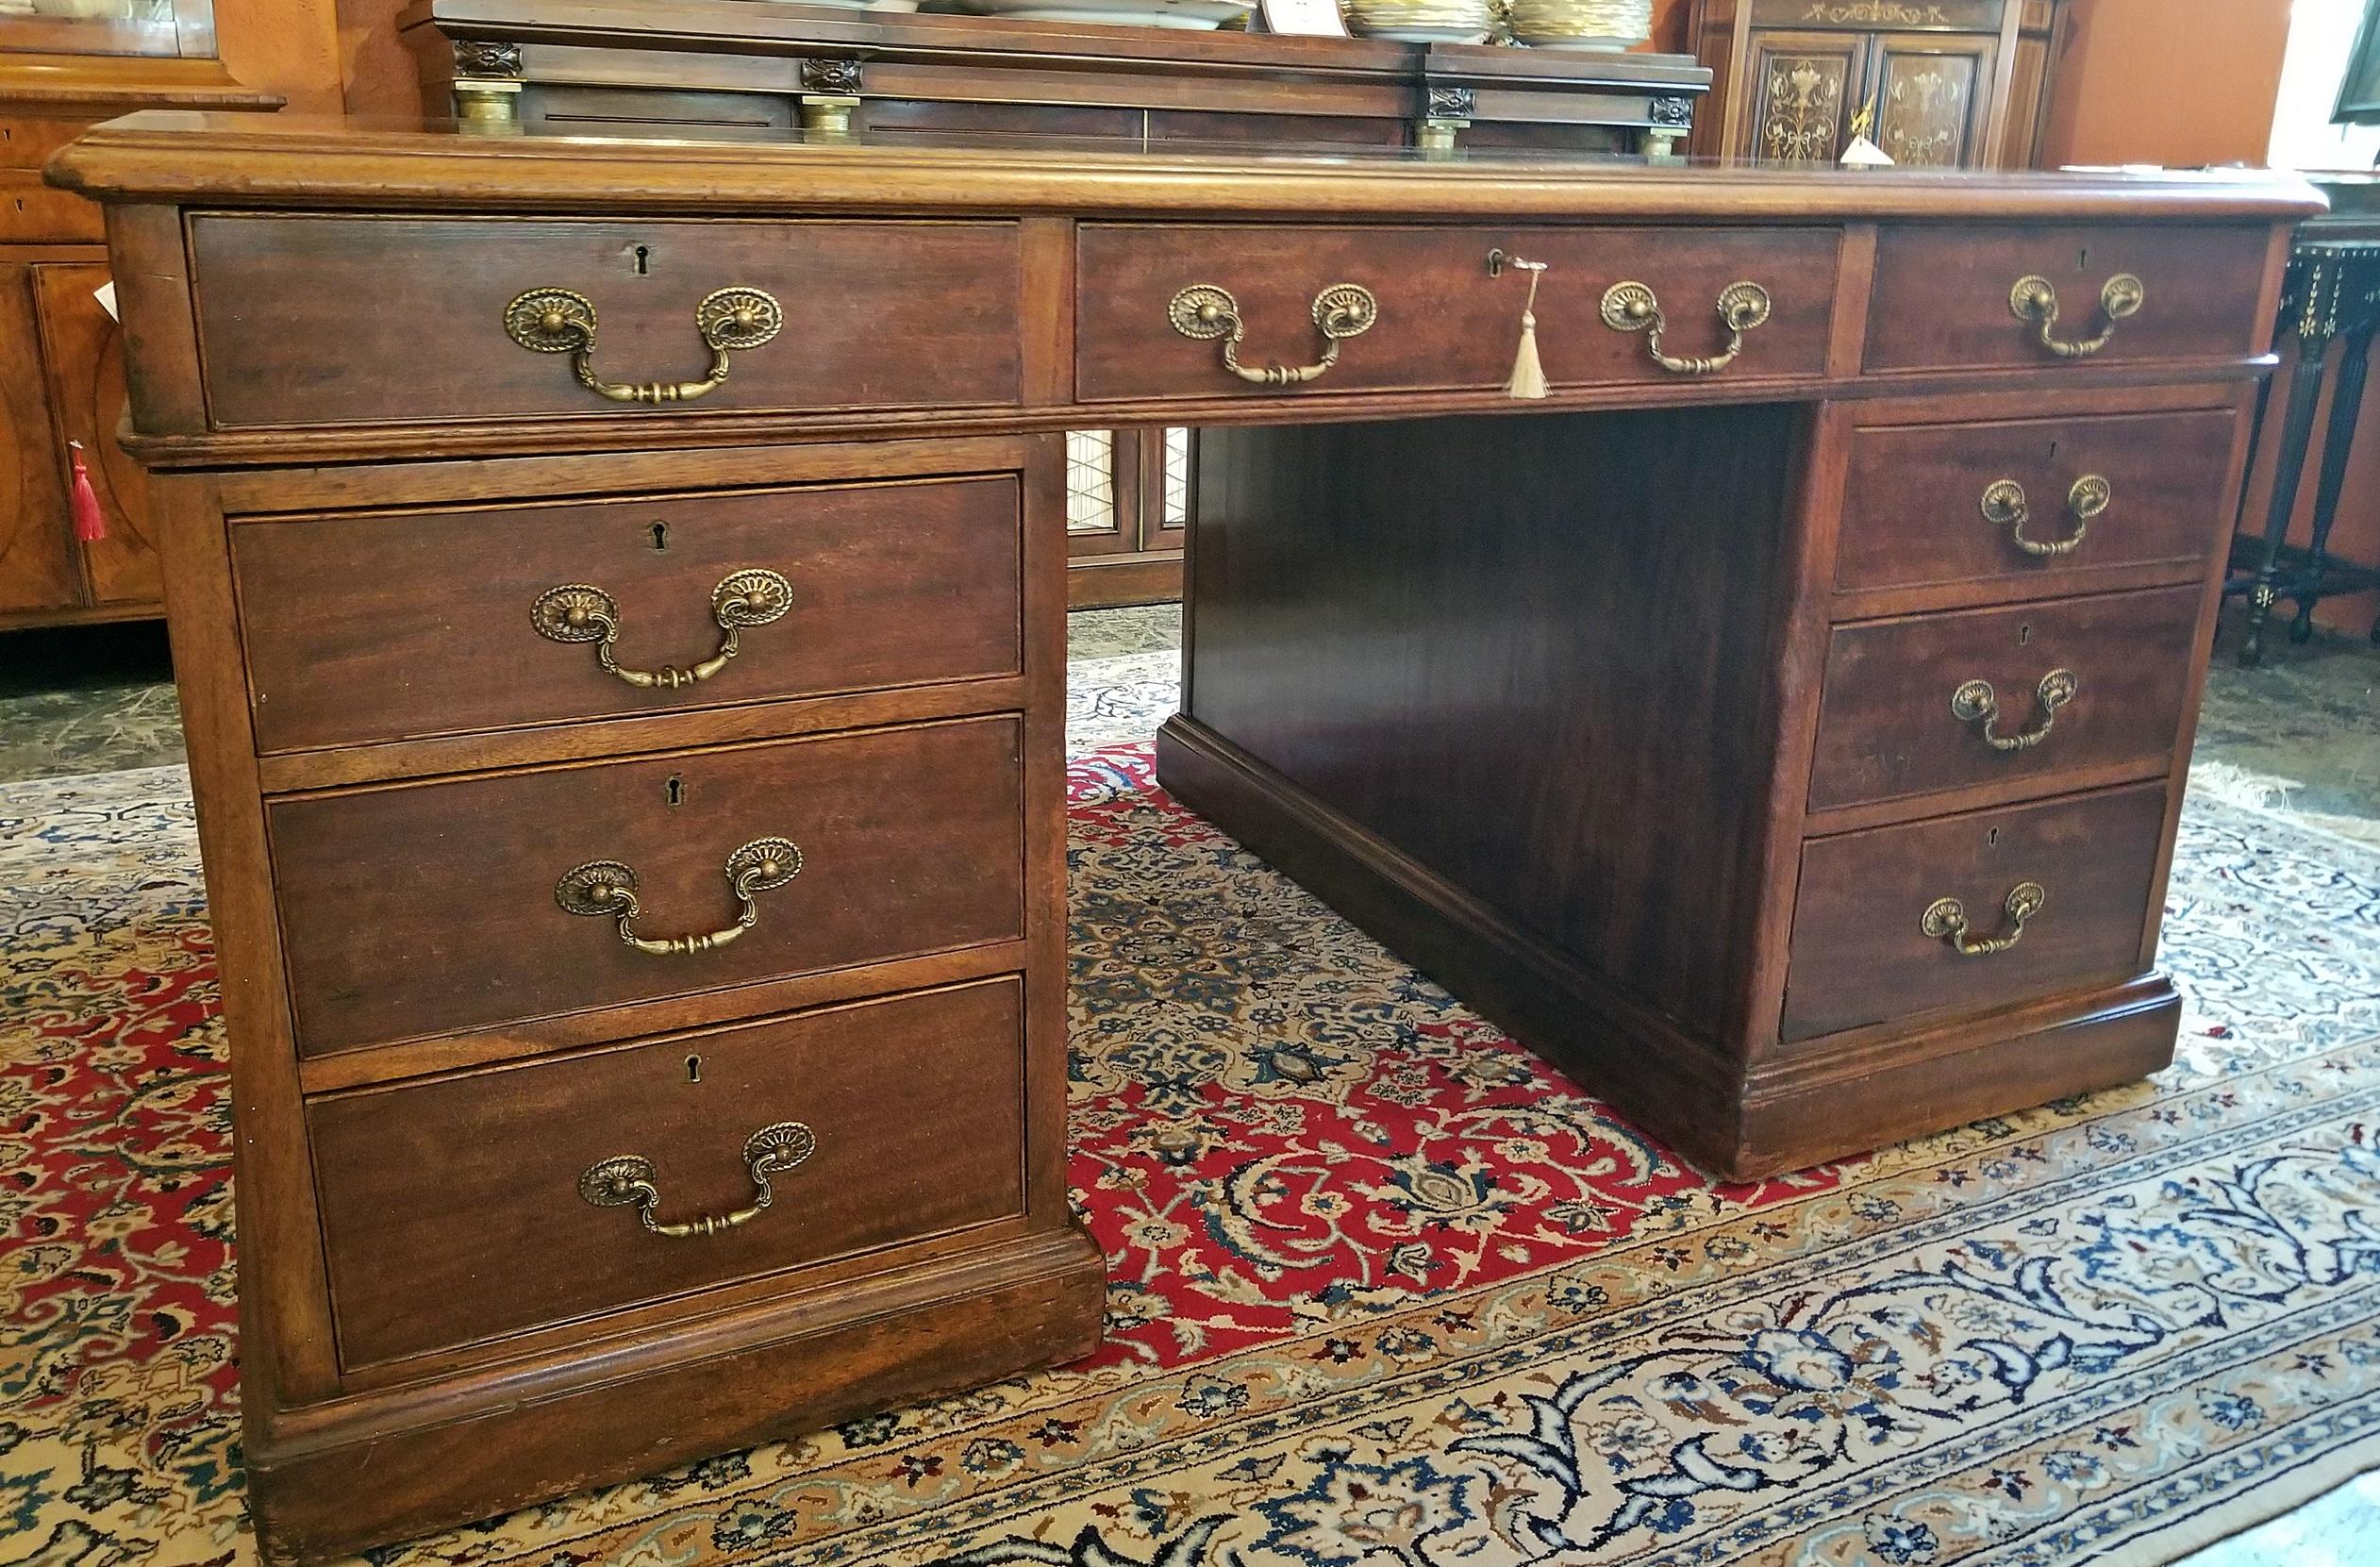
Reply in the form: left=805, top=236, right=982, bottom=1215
left=3, top=721, right=2380, bottom=1563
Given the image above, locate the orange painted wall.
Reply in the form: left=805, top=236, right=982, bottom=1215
left=214, top=0, right=344, bottom=115
left=1652, top=0, right=1690, bottom=53
left=338, top=0, right=424, bottom=118
left=2039, top=0, right=2291, bottom=168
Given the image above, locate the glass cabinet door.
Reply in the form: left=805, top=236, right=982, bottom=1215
left=0, top=0, right=217, bottom=60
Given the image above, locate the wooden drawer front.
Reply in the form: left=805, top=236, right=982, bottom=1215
left=1836, top=408, right=2238, bottom=597
left=233, top=475, right=1024, bottom=753
left=1808, top=585, right=2202, bottom=813
left=310, top=977, right=1026, bottom=1368
left=189, top=216, right=1024, bottom=428
left=270, top=716, right=1024, bottom=1055
left=1075, top=223, right=1839, bottom=403
left=1783, top=783, right=2168, bottom=1042
left=0, top=119, right=91, bottom=172
left=0, top=171, right=102, bottom=242
left=1866, top=225, right=2269, bottom=373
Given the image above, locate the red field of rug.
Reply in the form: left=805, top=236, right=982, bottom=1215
left=3, top=742, right=1833, bottom=1516
left=1063, top=745, right=1835, bottom=1372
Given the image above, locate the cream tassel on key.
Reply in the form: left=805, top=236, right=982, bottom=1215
left=1505, top=257, right=1550, bottom=400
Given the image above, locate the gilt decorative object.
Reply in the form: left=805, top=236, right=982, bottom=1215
left=1506, top=0, right=1651, bottom=48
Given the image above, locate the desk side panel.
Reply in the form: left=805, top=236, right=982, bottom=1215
left=1179, top=406, right=1796, bottom=1050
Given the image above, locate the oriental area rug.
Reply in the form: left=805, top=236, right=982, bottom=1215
left=5, top=667, right=2380, bottom=1565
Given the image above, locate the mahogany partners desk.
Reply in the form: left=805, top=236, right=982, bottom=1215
left=49, top=118, right=2318, bottom=1561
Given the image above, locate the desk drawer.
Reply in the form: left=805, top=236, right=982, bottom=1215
left=1075, top=223, right=1838, bottom=403
left=309, top=976, right=1026, bottom=1369
left=1836, top=408, right=2237, bottom=598
left=1866, top=225, right=2269, bottom=373
left=269, top=715, right=1024, bottom=1055
left=189, top=215, right=1023, bottom=427
left=1783, top=783, right=2168, bottom=1042
left=234, top=475, right=1024, bottom=753
left=1808, top=585, right=2201, bottom=812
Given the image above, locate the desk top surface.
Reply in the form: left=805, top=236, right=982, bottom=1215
left=51, top=112, right=2326, bottom=224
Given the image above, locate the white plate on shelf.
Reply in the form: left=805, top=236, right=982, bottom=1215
left=957, top=0, right=1252, bottom=26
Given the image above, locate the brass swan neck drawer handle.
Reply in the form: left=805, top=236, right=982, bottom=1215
left=1951, top=668, right=2079, bottom=753
left=1922, top=881, right=2047, bottom=958
left=1167, top=282, right=1378, bottom=386
left=578, top=1121, right=816, bottom=1239
left=2010, top=274, right=2144, bottom=359
left=1601, top=279, right=1773, bottom=376
left=532, top=569, right=791, bottom=690
left=1980, top=475, right=2109, bottom=558
left=555, top=836, right=803, bottom=957
left=503, top=285, right=785, bottom=404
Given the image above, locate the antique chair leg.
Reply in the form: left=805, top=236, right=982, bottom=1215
left=2294, top=319, right=2376, bottom=643
left=2242, top=340, right=2331, bottom=667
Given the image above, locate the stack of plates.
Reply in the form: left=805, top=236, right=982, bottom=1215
left=1345, top=0, right=1496, bottom=44
left=1505, top=0, right=1651, bottom=48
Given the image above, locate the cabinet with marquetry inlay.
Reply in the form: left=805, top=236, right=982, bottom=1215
left=1689, top=0, right=2066, bottom=170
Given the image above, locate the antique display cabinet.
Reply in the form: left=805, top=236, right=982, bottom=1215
left=0, top=0, right=274, bottom=628
left=1687, top=0, right=2068, bottom=169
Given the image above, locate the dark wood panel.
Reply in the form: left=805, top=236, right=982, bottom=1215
left=310, top=977, right=1026, bottom=1367
left=269, top=715, right=1024, bottom=1054
left=1784, top=781, right=2168, bottom=1040
left=1144, top=109, right=1405, bottom=145
left=1807, top=584, right=2201, bottom=811
left=233, top=475, right=1023, bottom=752
left=1866, top=224, right=2271, bottom=372
left=1835, top=407, right=2235, bottom=595
left=189, top=215, right=1024, bottom=426
left=1076, top=223, right=1839, bottom=403
left=864, top=100, right=1142, bottom=139
left=1186, top=405, right=1796, bottom=1042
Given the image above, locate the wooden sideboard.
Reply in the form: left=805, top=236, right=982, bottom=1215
left=1687, top=0, right=2067, bottom=169
left=385, top=0, right=1711, bottom=604
left=50, top=114, right=2315, bottom=1561
left=0, top=37, right=275, bottom=631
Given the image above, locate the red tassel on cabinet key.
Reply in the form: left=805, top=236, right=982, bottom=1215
left=67, top=442, right=105, bottom=542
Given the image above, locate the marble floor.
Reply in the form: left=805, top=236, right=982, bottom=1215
left=1, top=603, right=2376, bottom=1561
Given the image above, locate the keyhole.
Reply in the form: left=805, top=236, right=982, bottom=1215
left=649, top=521, right=669, bottom=551
left=686, top=1054, right=702, bottom=1083
left=1987, top=826, right=2001, bottom=847
left=633, top=244, right=652, bottom=276
left=665, top=775, right=685, bottom=808
left=2047, top=440, right=2058, bottom=464
left=2019, top=623, right=2033, bottom=646
left=2078, top=247, right=2090, bottom=271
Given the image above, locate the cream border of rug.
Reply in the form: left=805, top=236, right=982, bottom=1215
left=2102, top=1442, right=2380, bottom=1566
left=9, top=754, right=2380, bottom=1565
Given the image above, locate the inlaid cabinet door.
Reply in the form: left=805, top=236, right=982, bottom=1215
left=30, top=262, right=158, bottom=608
left=1739, top=30, right=1863, bottom=163
left=1868, top=33, right=1999, bottom=170
left=0, top=264, right=79, bottom=616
